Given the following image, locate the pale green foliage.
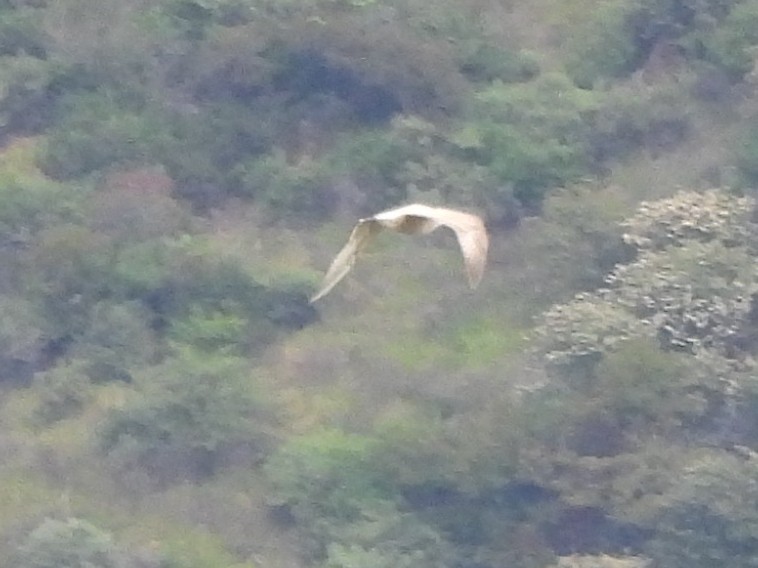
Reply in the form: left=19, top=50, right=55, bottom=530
left=322, top=503, right=451, bottom=568
left=16, top=517, right=122, bottom=568
left=0, top=153, right=83, bottom=245
left=168, top=305, right=247, bottom=352
left=265, top=428, right=385, bottom=521
left=465, top=74, right=598, bottom=208
left=549, top=555, right=650, bottom=568
left=0, top=295, right=42, bottom=368
left=371, top=400, right=521, bottom=492
left=266, top=426, right=457, bottom=566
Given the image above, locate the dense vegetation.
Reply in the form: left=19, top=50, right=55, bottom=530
left=3, top=0, right=758, bottom=566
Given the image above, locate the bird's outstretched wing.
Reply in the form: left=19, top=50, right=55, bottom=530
left=310, top=219, right=381, bottom=302
left=311, top=204, right=488, bottom=302
left=427, top=208, right=489, bottom=288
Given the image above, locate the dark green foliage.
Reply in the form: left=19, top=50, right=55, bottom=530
left=33, top=360, right=92, bottom=423
left=0, top=295, right=43, bottom=383
left=0, top=56, right=58, bottom=136
left=564, top=2, right=640, bottom=88
left=236, top=151, right=338, bottom=221
left=461, top=75, right=597, bottom=211
left=137, top=242, right=316, bottom=336
left=264, top=427, right=455, bottom=565
left=23, top=221, right=315, bottom=367
left=39, top=91, right=170, bottom=180
left=594, top=339, right=704, bottom=427
left=587, top=83, right=692, bottom=162
left=533, top=339, right=705, bottom=456
left=703, top=0, right=758, bottom=79
left=735, top=123, right=758, bottom=186
left=281, top=6, right=467, bottom=117
left=0, top=7, right=47, bottom=58
left=459, top=44, right=540, bottom=84
left=70, top=301, right=157, bottom=383
left=265, top=428, right=387, bottom=526
left=99, top=350, right=273, bottom=481
left=536, top=184, right=632, bottom=285
left=160, top=0, right=216, bottom=40
left=324, top=124, right=427, bottom=211
left=108, top=237, right=317, bottom=349
left=322, top=501, right=454, bottom=568
left=26, top=223, right=115, bottom=343
left=564, top=0, right=747, bottom=87
left=157, top=103, right=276, bottom=209
left=644, top=451, right=758, bottom=568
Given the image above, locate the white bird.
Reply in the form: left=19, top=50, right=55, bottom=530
left=311, top=204, right=489, bottom=302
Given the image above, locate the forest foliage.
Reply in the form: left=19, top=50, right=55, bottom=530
left=3, top=0, right=758, bottom=567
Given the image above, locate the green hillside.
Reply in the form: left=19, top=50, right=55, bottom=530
left=2, top=0, right=758, bottom=567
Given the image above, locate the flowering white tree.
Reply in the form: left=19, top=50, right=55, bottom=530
left=534, top=189, right=758, bottom=374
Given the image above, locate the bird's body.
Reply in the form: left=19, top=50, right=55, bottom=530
left=311, top=204, right=488, bottom=302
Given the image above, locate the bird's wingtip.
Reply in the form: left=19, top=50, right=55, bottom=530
left=309, top=291, right=324, bottom=303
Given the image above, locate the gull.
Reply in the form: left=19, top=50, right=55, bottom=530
left=311, top=204, right=488, bottom=302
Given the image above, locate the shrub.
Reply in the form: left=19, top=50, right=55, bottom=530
left=563, top=1, right=639, bottom=88
left=265, top=428, right=386, bottom=525
left=322, top=501, right=454, bottom=568
left=703, top=0, right=758, bottom=80
left=27, top=224, right=114, bottom=343
left=112, top=237, right=317, bottom=348
left=735, top=123, right=758, bottom=186
left=15, top=517, right=122, bottom=568
left=168, top=305, right=248, bottom=353
left=236, top=151, right=338, bottom=222
left=462, top=74, right=598, bottom=211
left=587, top=82, right=692, bottom=162
left=39, top=90, right=170, bottom=180
left=99, top=350, right=273, bottom=481
left=0, top=55, right=58, bottom=135
left=0, top=139, right=83, bottom=246
left=87, top=171, right=187, bottom=243
left=644, top=450, right=758, bottom=568
left=34, top=360, right=92, bottom=424
left=0, top=7, right=47, bottom=58
left=563, top=0, right=745, bottom=87
left=70, top=301, right=157, bottom=383
left=0, top=295, right=43, bottom=383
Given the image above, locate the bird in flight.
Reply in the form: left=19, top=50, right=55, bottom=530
left=311, top=203, right=489, bottom=302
